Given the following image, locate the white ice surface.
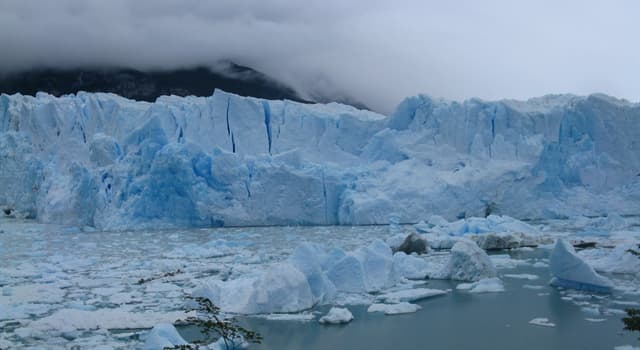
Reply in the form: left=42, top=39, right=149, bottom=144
left=319, top=307, right=354, bottom=324
left=529, top=317, right=555, bottom=327
left=2, top=91, right=640, bottom=229
left=456, top=278, right=505, bottom=293
left=367, top=302, right=422, bottom=315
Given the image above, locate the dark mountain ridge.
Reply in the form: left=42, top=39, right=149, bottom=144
left=0, top=63, right=312, bottom=103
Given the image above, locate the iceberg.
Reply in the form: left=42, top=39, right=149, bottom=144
left=143, top=324, right=188, bottom=350
left=287, top=243, right=337, bottom=304
left=319, top=307, right=354, bottom=324
left=1, top=91, right=639, bottom=229
left=549, top=239, right=614, bottom=293
left=440, top=239, right=497, bottom=281
left=392, top=252, right=429, bottom=280
left=192, top=262, right=314, bottom=314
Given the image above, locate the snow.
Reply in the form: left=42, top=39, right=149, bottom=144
left=142, top=324, right=188, bottom=350
left=439, top=239, right=497, bottom=281
left=319, top=307, right=354, bottom=324
left=550, top=239, right=614, bottom=293
left=2, top=91, right=640, bottom=229
left=528, top=318, right=555, bottom=327
left=456, top=278, right=505, bottom=293
left=367, top=302, right=422, bottom=315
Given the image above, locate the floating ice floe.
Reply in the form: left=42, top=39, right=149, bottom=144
left=503, top=274, right=539, bottom=280
left=456, top=277, right=505, bottom=293
left=319, top=307, right=354, bottom=324
left=529, top=317, right=555, bottom=327
left=377, top=288, right=448, bottom=303
left=256, top=312, right=316, bottom=322
left=550, top=239, right=614, bottom=293
left=24, top=308, right=192, bottom=335
left=368, top=302, right=422, bottom=315
left=585, top=318, right=606, bottom=322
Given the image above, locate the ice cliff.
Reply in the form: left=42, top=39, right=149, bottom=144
left=1, top=90, right=639, bottom=229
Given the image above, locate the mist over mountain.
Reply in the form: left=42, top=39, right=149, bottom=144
left=0, top=62, right=369, bottom=109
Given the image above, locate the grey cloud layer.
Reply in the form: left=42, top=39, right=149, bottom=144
left=0, top=0, right=638, bottom=112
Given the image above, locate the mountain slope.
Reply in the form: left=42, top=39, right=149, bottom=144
left=0, top=63, right=310, bottom=103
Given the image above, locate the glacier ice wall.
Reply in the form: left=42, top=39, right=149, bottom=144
left=0, top=90, right=638, bottom=229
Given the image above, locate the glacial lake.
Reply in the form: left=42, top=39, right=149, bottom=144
left=1, top=219, right=639, bottom=349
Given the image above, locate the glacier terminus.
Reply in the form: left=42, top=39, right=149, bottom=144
left=1, top=90, right=639, bottom=230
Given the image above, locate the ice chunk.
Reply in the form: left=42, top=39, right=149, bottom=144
left=367, top=302, right=422, bottom=315
left=288, top=243, right=337, bottom=303
left=319, top=307, right=354, bottom=324
left=456, top=277, right=505, bottom=293
left=193, top=262, right=314, bottom=314
left=143, top=324, right=188, bottom=350
left=235, top=262, right=314, bottom=314
left=550, top=239, right=614, bottom=293
left=528, top=317, right=555, bottom=327
left=328, top=240, right=393, bottom=293
left=327, top=253, right=367, bottom=293
left=441, top=239, right=496, bottom=281
left=429, top=235, right=462, bottom=250
left=377, top=288, right=448, bottom=303
left=257, top=312, right=316, bottom=322
left=503, top=274, right=539, bottom=280
left=445, top=215, right=539, bottom=236
left=357, top=240, right=394, bottom=291
left=582, top=244, right=640, bottom=275
left=26, top=309, right=190, bottom=333
left=386, top=233, right=408, bottom=251
left=394, top=233, right=428, bottom=255
left=392, top=252, right=429, bottom=280
left=472, top=232, right=528, bottom=250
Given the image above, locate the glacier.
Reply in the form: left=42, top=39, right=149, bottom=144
left=1, top=90, right=639, bottom=229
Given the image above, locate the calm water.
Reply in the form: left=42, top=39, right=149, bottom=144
left=1, top=219, right=639, bottom=349
left=239, top=277, right=638, bottom=350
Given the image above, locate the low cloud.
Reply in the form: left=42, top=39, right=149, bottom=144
left=0, top=0, right=638, bottom=112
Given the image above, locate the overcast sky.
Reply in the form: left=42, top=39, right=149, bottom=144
left=0, top=0, right=638, bottom=112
